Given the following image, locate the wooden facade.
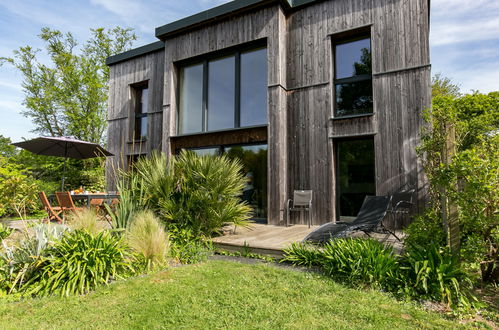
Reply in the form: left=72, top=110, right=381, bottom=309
left=106, top=0, right=431, bottom=229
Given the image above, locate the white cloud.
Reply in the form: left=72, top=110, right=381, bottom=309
left=430, top=0, right=499, bottom=46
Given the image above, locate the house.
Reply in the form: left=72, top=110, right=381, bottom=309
left=106, top=0, right=431, bottom=229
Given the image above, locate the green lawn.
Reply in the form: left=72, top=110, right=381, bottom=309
left=0, top=260, right=465, bottom=329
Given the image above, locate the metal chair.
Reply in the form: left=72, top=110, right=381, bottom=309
left=286, top=190, right=313, bottom=228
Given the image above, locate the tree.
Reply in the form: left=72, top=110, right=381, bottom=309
left=0, top=27, right=137, bottom=144
left=417, top=91, right=499, bottom=282
left=432, top=73, right=461, bottom=99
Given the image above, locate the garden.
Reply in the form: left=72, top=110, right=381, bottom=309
left=0, top=27, right=497, bottom=327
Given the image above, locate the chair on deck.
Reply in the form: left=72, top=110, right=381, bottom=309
left=38, top=191, right=63, bottom=223
left=303, top=195, right=393, bottom=243
left=286, top=190, right=313, bottom=228
left=55, top=192, right=84, bottom=218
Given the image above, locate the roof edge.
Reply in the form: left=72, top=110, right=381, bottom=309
left=155, top=0, right=286, bottom=40
left=106, top=41, right=165, bottom=66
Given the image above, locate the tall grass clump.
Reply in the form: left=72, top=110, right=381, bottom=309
left=67, top=208, right=104, bottom=235
left=126, top=210, right=169, bottom=270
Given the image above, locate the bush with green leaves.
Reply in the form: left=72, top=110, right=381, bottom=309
left=118, top=151, right=252, bottom=237
left=282, top=242, right=325, bottom=268
left=0, top=223, right=13, bottom=241
left=0, top=224, right=67, bottom=293
left=283, top=238, right=475, bottom=308
left=0, top=155, right=42, bottom=218
left=417, top=91, right=499, bottom=282
left=126, top=210, right=169, bottom=270
left=29, top=230, right=134, bottom=296
left=321, top=238, right=399, bottom=290
left=169, top=226, right=212, bottom=264
left=399, top=243, right=474, bottom=308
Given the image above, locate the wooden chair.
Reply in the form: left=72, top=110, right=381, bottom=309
left=55, top=192, right=84, bottom=218
left=38, top=191, right=63, bottom=223
left=89, top=197, right=105, bottom=213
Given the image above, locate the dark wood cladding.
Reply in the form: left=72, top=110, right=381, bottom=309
left=107, top=49, right=165, bottom=181
left=107, top=0, right=431, bottom=229
left=170, top=126, right=267, bottom=152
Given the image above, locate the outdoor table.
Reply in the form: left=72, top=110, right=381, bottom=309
left=49, top=194, right=120, bottom=207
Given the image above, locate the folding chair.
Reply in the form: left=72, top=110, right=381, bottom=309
left=38, top=191, right=63, bottom=223
left=55, top=192, right=84, bottom=219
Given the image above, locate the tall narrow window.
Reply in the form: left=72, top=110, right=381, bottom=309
left=179, top=64, right=204, bottom=134
left=240, top=48, right=267, bottom=127
left=334, top=36, right=372, bottom=117
left=133, top=84, right=148, bottom=140
left=336, top=138, right=375, bottom=220
left=207, top=55, right=235, bottom=130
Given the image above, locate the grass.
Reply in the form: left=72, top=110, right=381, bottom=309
left=0, top=260, right=469, bottom=329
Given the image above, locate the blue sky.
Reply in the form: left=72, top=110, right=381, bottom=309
left=0, top=0, right=498, bottom=142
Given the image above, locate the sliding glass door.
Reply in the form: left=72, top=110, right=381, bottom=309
left=336, top=138, right=375, bottom=221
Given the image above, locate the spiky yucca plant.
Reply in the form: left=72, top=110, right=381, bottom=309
left=126, top=210, right=169, bottom=269
left=163, top=150, right=253, bottom=236
left=129, top=151, right=252, bottom=236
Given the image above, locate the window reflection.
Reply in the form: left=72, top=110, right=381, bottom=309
left=179, top=64, right=204, bottom=134
left=226, top=144, right=268, bottom=219
left=240, top=48, right=267, bottom=127
left=334, top=36, right=372, bottom=117
left=336, top=138, right=375, bottom=220
left=208, top=56, right=235, bottom=130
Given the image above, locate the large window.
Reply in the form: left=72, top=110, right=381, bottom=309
left=334, top=36, right=372, bottom=117
left=336, top=138, right=375, bottom=220
left=184, top=143, right=268, bottom=220
left=178, top=47, right=267, bottom=134
left=132, top=83, right=148, bottom=140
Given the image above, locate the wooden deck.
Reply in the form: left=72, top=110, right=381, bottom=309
left=213, top=224, right=316, bottom=258
left=213, top=223, right=405, bottom=258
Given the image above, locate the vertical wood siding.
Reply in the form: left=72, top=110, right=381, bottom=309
left=107, top=0, right=430, bottom=229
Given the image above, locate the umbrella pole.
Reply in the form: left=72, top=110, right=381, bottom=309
left=61, top=142, right=68, bottom=191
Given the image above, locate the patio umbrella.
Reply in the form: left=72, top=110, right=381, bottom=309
left=12, top=136, right=113, bottom=191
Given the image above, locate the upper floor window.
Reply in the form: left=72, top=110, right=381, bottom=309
left=334, top=36, right=372, bottom=117
left=178, top=47, right=267, bottom=135
left=133, top=83, right=148, bottom=140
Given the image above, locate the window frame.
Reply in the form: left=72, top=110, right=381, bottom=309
left=176, top=39, right=267, bottom=135
left=333, top=33, right=373, bottom=118
left=131, top=81, right=149, bottom=141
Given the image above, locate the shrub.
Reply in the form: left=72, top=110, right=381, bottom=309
left=67, top=209, right=105, bottom=235
left=404, top=211, right=447, bottom=251
left=321, top=238, right=399, bottom=290
left=0, top=223, right=13, bottom=241
left=282, top=242, right=325, bottom=268
left=399, top=243, right=474, bottom=308
left=169, top=226, right=212, bottom=264
left=126, top=151, right=252, bottom=236
left=126, top=210, right=169, bottom=270
left=0, top=224, right=67, bottom=293
left=0, top=155, right=42, bottom=218
left=28, top=230, right=133, bottom=296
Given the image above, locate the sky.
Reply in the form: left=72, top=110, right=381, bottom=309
left=0, top=0, right=498, bottom=142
